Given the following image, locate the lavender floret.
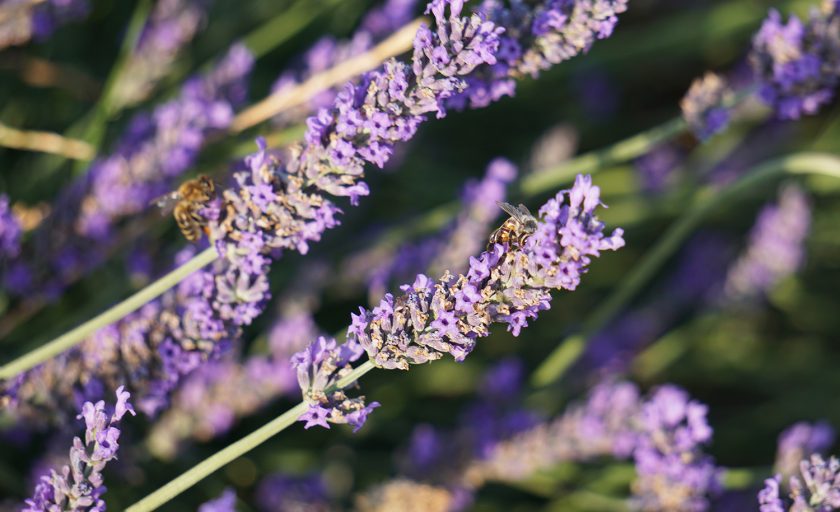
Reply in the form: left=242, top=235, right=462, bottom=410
left=681, top=72, right=733, bottom=140
left=22, top=386, right=135, bottom=512
left=750, top=3, right=840, bottom=119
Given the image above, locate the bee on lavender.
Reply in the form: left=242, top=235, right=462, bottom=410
left=488, top=201, right=538, bottom=249
left=152, top=175, right=217, bottom=242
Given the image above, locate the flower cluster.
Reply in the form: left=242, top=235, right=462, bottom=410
left=0, top=194, right=22, bottom=260
left=463, top=381, right=720, bottom=510
left=774, top=421, right=836, bottom=481
left=455, top=0, right=630, bottom=109
left=0, top=0, right=89, bottom=49
left=631, top=386, right=721, bottom=512
left=198, top=488, right=237, bottom=512
left=465, top=381, right=640, bottom=485
left=256, top=473, right=330, bottom=512
left=4, top=0, right=627, bottom=428
left=750, top=2, right=840, bottom=119
left=5, top=44, right=253, bottom=302
left=759, top=454, right=840, bottom=511
left=356, top=479, right=455, bottom=512
left=294, top=174, right=623, bottom=430
left=681, top=72, right=733, bottom=140
left=22, top=386, right=135, bottom=511
left=110, top=0, right=209, bottom=110
left=724, top=185, right=811, bottom=302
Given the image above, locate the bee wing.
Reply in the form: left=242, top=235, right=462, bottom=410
left=516, top=203, right=534, bottom=218
left=496, top=201, right=522, bottom=219
left=149, top=191, right=180, bottom=215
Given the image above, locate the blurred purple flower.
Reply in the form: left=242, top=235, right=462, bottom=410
left=0, top=195, right=22, bottom=260
left=6, top=43, right=253, bottom=301
left=724, top=185, right=811, bottom=302
left=775, top=421, right=836, bottom=482
left=256, top=473, right=330, bottom=512
left=632, top=385, right=721, bottom=511
left=110, top=0, right=209, bottom=109
left=198, top=488, right=237, bottom=512
left=0, top=0, right=89, bottom=49
left=634, top=143, right=683, bottom=193
left=22, top=386, right=135, bottom=512
left=750, top=4, right=840, bottom=119
left=681, top=72, right=733, bottom=140
left=759, top=454, right=840, bottom=511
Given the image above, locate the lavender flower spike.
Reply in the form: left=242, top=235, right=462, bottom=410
left=724, top=184, right=811, bottom=302
left=775, top=422, right=836, bottom=481
left=0, top=0, right=89, bottom=49
left=23, top=386, right=136, bottom=511
left=750, top=2, right=840, bottom=119
left=759, top=454, right=840, bottom=511
left=681, top=72, right=733, bottom=140
left=295, top=174, right=623, bottom=431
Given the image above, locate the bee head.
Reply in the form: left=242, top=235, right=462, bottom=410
left=522, top=217, right=538, bottom=234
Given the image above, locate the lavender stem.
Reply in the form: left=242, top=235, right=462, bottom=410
left=124, top=360, right=376, bottom=512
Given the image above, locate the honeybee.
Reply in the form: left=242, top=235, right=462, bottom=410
left=488, top=201, right=538, bottom=249
left=152, top=175, right=216, bottom=242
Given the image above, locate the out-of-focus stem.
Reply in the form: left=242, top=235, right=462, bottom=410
left=0, top=122, right=94, bottom=160
left=531, top=152, right=840, bottom=387
left=0, top=247, right=218, bottom=380
left=124, top=359, right=376, bottom=512
left=230, top=18, right=424, bottom=133
left=519, top=117, right=687, bottom=196
left=242, top=0, right=341, bottom=59
left=70, top=0, right=152, bottom=174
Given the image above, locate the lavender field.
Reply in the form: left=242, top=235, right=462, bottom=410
left=1, top=0, right=840, bottom=510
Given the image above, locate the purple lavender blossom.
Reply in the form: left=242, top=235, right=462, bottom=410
left=5, top=0, right=627, bottom=427
left=22, top=386, right=135, bottom=511
left=724, top=185, right=811, bottom=302
left=0, top=0, right=89, bottom=49
left=634, top=143, right=683, bottom=193
left=759, top=454, right=840, bottom=511
left=295, top=174, right=623, bottom=430
left=465, top=380, right=641, bottom=485
left=632, top=385, right=721, bottom=511
left=750, top=3, right=840, bottom=119
left=775, top=422, right=836, bottom=482
left=198, top=488, right=237, bottom=512
left=464, top=381, right=721, bottom=510
left=356, top=479, right=455, bottom=511
left=110, top=0, right=209, bottom=110
left=454, top=0, right=629, bottom=109
left=256, top=473, right=330, bottom=512
left=0, top=195, right=22, bottom=260
left=681, top=72, right=733, bottom=140
left=5, top=44, right=253, bottom=302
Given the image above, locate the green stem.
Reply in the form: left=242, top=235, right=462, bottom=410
left=125, top=360, right=376, bottom=512
left=518, top=117, right=686, bottom=196
left=531, top=152, right=840, bottom=387
left=70, top=0, right=153, bottom=174
left=0, top=247, right=218, bottom=380
left=242, top=0, right=341, bottom=59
